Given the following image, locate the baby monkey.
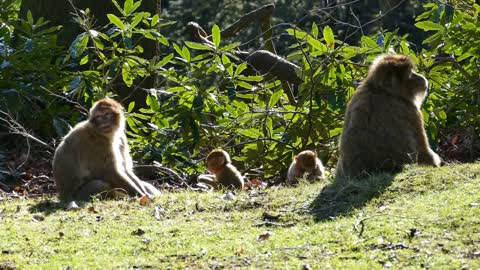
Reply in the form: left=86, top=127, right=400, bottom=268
left=286, top=150, right=325, bottom=185
left=197, top=149, right=244, bottom=190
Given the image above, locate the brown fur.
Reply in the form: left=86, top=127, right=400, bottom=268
left=198, top=149, right=244, bottom=190
left=336, top=54, right=441, bottom=178
left=53, top=98, right=160, bottom=202
left=286, top=150, right=325, bottom=184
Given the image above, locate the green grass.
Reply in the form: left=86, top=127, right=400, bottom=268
left=1, top=162, right=480, bottom=269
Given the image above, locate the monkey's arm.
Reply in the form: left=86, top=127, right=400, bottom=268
left=286, top=161, right=300, bottom=184
left=117, top=135, right=153, bottom=196
left=312, top=159, right=325, bottom=178
left=413, top=111, right=441, bottom=166
left=197, top=174, right=219, bottom=189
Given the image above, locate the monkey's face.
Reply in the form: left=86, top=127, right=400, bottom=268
left=206, top=154, right=226, bottom=174
left=89, top=103, right=121, bottom=133
left=407, top=71, right=428, bottom=106
left=296, top=154, right=316, bottom=173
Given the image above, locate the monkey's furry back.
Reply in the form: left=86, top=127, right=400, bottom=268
left=336, top=54, right=434, bottom=178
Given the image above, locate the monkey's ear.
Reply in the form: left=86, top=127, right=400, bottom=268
left=294, top=155, right=298, bottom=161
left=313, top=151, right=317, bottom=157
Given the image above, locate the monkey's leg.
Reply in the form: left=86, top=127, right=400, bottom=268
left=418, top=149, right=442, bottom=167
left=108, top=168, right=149, bottom=197
left=197, top=174, right=218, bottom=190
left=74, top=180, right=114, bottom=201
left=141, top=181, right=161, bottom=196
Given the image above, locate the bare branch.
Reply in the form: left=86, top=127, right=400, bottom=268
left=221, top=4, right=275, bottom=39
left=0, top=110, right=54, bottom=151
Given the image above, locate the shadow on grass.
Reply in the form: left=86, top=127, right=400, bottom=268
left=28, top=199, right=66, bottom=215
left=310, top=173, right=395, bottom=222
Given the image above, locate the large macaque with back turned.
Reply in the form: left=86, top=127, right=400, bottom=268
left=286, top=150, right=325, bottom=185
left=53, top=98, right=160, bottom=203
left=197, top=149, right=244, bottom=190
left=336, top=54, right=441, bottom=178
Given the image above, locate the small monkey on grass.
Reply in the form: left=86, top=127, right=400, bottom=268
left=197, top=149, right=244, bottom=190
left=53, top=98, right=160, bottom=204
left=287, top=150, right=325, bottom=185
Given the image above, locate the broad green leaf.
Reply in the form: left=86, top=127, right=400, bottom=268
left=312, top=22, right=318, bottom=38
left=307, top=38, right=327, bottom=52
left=329, top=128, right=342, bottom=137
left=182, top=46, right=191, bottom=62
left=107, top=14, right=125, bottom=30
left=151, top=14, right=159, bottom=27
left=218, top=42, right=241, bottom=52
left=438, top=110, right=447, bottom=120
left=122, top=63, right=134, bottom=87
left=212, top=24, right=221, bottom=48
left=241, top=128, right=263, bottom=138
left=268, top=89, right=283, bottom=108
left=27, top=10, right=33, bottom=25
left=131, top=13, right=146, bottom=29
left=111, top=0, right=125, bottom=16
left=173, top=43, right=184, bottom=58
left=127, top=101, right=135, bottom=112
left=415, top=21, right=444, bottom=31
left=185, top=41, right=213, bottom=51
left=286, top=28, right=308, bottom=40
left=68, top=76, right=82, bottom=91
left=361, top=36, right=379, bottom=48
left=323, top=26, right=334, bottom=48
left=124, top=0, right=133, bottom=14
left=236, top=80, right=253, bottom=89
left=79, top=55, right=89, bottom=65
left=222, top=55, right=232, bottom=76
left=237, top=75, right=263, bottom=82
left=68, top=33, right=89, bottom=58
left=156, top=53, right=173, bottom=67
left=234, top=63, right=247, bottom=77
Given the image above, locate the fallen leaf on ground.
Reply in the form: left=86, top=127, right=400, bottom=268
left=32, top=214, right=45, bottom=222
left=257, top=230, right=273, bottom=241
left=132, top=228, right=145, bottom=236
left=139, top=195, right=149, bottom=206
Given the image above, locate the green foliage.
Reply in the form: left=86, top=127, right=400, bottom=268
left=1, top=1, right=479, bottom=178
left=415, top=1, right=480, bottom=140
left=0, top=8, right=72, bottom=138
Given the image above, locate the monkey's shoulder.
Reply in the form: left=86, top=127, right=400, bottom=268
left=219, top=164, right=243, bottom=180
left=350, top=90, right=417, bottom=113
left=60, top=121, right=111, bottom=149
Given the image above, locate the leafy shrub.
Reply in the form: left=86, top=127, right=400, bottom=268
left=1, top=0, right=479, bottom=181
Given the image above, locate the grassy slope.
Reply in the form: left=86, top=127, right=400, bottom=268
left=1, top=163, right=479, bottom=269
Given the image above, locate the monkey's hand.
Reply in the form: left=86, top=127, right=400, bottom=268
left=418, top=150, right=441, bottom=167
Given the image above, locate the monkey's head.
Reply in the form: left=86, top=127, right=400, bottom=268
left=206, top=149, right=231, bottom=174
left=366, top=54, right=428, bottom=107
left=88, top=98, right=124, bottom=135
left=295, top=150, right=317, bottom=173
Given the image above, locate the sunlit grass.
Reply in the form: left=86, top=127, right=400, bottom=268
left=1, top=162, right=479, bottom=269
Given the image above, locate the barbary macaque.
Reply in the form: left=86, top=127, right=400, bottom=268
left=197, top=149, right=244, bottom=190
left=336, top=54, right=441, bottom=178
left=286, top=150, right=325, bottom=184
left=53, top=98, right=160, bottom=203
